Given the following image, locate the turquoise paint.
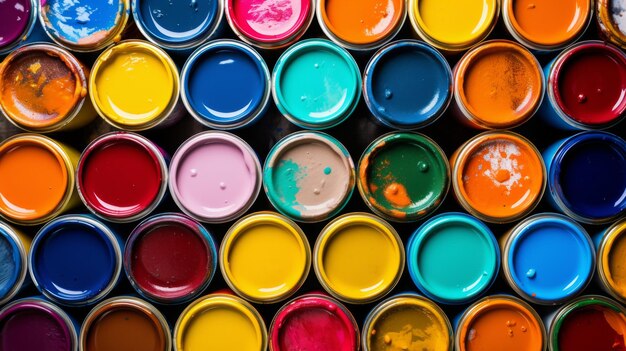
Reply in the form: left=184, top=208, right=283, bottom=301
left=273, top=39, right=361, bottom=129
left=267, top=158, right=305, bottom=218
left=324, top=167, right=332, bottom=175
left=407, top=212, right=500, bottom=304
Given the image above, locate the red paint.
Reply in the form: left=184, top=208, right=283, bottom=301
left=557, top=304, right=626, bottom=351
left=271, top=294, right=359, bottom=351
left=78, top=133, right=164, bottom=220
left=554, top=42, right=626, bottom=126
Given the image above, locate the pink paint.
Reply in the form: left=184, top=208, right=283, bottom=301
left=169, top=132, right=261, bottom=223
left=227, top=0, right=312, bottom=45
left=270, top=294, right=359, bottom=351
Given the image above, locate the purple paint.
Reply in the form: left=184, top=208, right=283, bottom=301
left=0, top=0, right=32, bottom=48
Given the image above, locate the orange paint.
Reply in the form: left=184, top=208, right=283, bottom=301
left=383, top=183, right=411, bottom=207
left=455, top=41, right=543, bottom=129
left=452, top=131, right=545, bottom=223
left=320, top=0, right=405, bottom=46
left=506, top=0, right=591, bottom=48
left=457, top=296, right=545, bottom=351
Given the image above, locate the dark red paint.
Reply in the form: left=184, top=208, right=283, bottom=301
left=558, top=305, right=626, bottom=351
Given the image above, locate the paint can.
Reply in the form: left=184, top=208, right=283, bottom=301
left=269, top=293, right=360, bottom=351
left=124, top=213, right=217, bottom=304
left=407, top=212, right=500, bottom=305
left=363, top=40, right=453, bottom=130
left=407, top=0, right=499, bottom=53
left=543, top=131, right=626, bottom=224
left=0, top=134, right=80, bottom=226
left=500, top=213, right=595, bottom=305
left=314, top=212, right=404, bottom=304
left=220, top=212, right=310, bottom=304
left=0, top=221, right=30, bottom=306
left=132, top=0, right=222, bottom=50
left=450, top=131, right=546, bottom=224
left=453, top=40, right=544, bottom=129
left=357, top=132, right=450, bottom=222
left=595, top=218, right=626, bottom=304
left=0, top=0, right=41, bottom=56
left=263, top=131, right=355, bottom=223
left=0, top=298, right=78, bottom=351
left=455, top=295, right=546, bottom=351
left=502, top=0, right=593, bottom=51
left=89, top=40, right=183, bottom=131
left=29, top=215, right=123, bottom=307
left=545, top=295, right=626, bottom=351
left=39, top=0, right=130, bottom=52
left=316, top=0, right=405, bottom=51
left=272, top=39, right=361, bottom=130
left=80, top=296, right=171, bottom=351
left=180, top=40, right=270, bottom=130
left=596, top=0, right=626, bottom=49
left=174, top=293, right=267, bottom=351
left=540, top=41, right=626, bottom=130
left=225, top=0, right=314, bottom=49
left=362, top=293, right=453, bottom=351
left=169, top=131, right=262, bottom=223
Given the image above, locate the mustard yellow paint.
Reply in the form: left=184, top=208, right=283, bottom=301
left=409, top=0, right=498, bottom=50
left=89, top=41, right=178, bottom=129
left=175, top=294, right=267, bottom=351
left=601, top=219, right=626, bottom=302
left=220, top=212, right=310, bottom=303
left=315, top=213, right=404, bottom=304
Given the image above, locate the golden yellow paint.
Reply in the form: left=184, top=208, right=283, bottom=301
left=601, top=220, right=626, bottom=301
left=175, top=294, right=267, bottom=351
left=220, top=212, right=310, bottom=303
left=315, top=213, right=404, bottom=304
left=409, top=0, right=498, bottom=50
left=90, top=41, right=178, bottom=129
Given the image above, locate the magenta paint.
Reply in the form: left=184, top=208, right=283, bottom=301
left=0, top=0, right=36, bottom=55
left=169, top=131, right=262, bottom=223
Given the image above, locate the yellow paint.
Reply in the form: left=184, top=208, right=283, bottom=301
left=315, top=213, right=404, bottom=304
left=220, top=212, right=310, bottom=303
left=409, top=0, right=498, bottom=49
left=601, top=220, right=626, bottom=301
left=89, top=41, right=178, bottom=129
left=175, top=294, right=267, bottom=351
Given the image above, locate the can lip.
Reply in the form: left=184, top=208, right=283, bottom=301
left=453, top=40, right=545, bottom=129
left=80, top=296, right=172, bottom=351
left=0, top=0, right=39, bottom=55
left=89, top=40, right=180, bottom=131
left=0, top=222, right=28, bottom=306
left=263, top=131, right=355, bottom=222
left=502, top=213, right=595, bottom=305
left=547, top=40, right=626, bottom=130
left=0, top=297, right=78, bottom=351
left=132, top=0, right=222, bottom=50
left=451, top=130, right=546, bottom=223
left=270, top=293, right=360, bottom=351
left=180, top=39, right=271, bottom=130
left=169, top=131, right=262, bottom=224
left=597, top=218, right=626, bottom=303
left=316, top=0, right=406, bottom=51
left=455, top=294, right=546, bottom=351
left=225, top=0, right=314, bottom=48
left=77, top=132, right=168, bottom=223
left=272, top=39, right=361, bottom=130
left=596, top=0, right=626, bottom=48
left=363, top=40, right=453, bottom=130
left=0, top=134, right=74, bottom=225
left=357, top=132, right=450, bottom=222
left=313, top=212, right=405, bottom=304
left=547, top=131, right=626, bottom=224
left=407, top=212, right=500, bottom=305
left=124, top=213, right=217, bottom=304
left=29, top=214, right=122, bottom=307
left=39, top=0, right=130, bottom=52
left=361, top=293, right=453, bottom=351
left=408, top=0, right=499, bottom=52
left=174, top=293, right=268, bottom=351
left=219, top=211, right=311, bottom=304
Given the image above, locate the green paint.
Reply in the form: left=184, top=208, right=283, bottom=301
left=324, top=167, right=332, bottom=175
left=268, top=158, right=304, bottom=217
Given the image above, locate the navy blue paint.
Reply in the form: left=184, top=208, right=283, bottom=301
left=0, top=229, right=20, bottom=300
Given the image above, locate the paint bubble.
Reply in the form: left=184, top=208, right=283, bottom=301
left=521, top=326, right=527, bottom=332
left=526, top=268, right=536, bottom=279
left=384, top=89, right=393, bottom=99
left=418, top=162, right=429, bottom=172
left=314, top=63, right=319, bottom=69
left=324, top=167, right=332, bottom=175
left=190, top=169, right=198, bottom=177
left=468, top=329, right=477, bottom=341
left=300, top=96, right=307, bottom=101
left=378, top=106, right=386, bottom=113
left=577, top=94, right=587, bottom=103
left=313, top=188, right=321, bottom=195
left=527, top=3, right=535, bottom=8
left=219, top=182, right=226, bottom=190
left=384, top=334, right=391, bottom=344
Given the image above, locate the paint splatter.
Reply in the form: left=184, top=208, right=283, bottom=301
left=383, top=183, right=411, bottom=207
left=481, top=142, right=523, bottom=193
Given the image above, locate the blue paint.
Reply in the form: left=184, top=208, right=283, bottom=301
left=30, top=215, right=120, bottom=305
left=506, top=214, right=595, bottom=304
left=0, top=227, right=21, bottom=301
left=133, top=0, right=219, bottom=47
left=364, top=40, right=452, bottom=129
left=182, top=41, right=269, bottom=128
left=544, top=131, right=626, bottom=223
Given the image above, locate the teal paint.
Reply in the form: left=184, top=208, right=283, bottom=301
left=324, top=167, right=332, bottom=175
left=269, top=159, right=305, bottom=217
